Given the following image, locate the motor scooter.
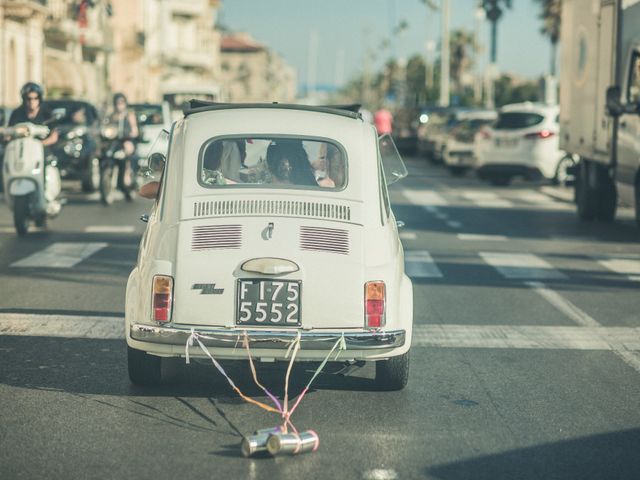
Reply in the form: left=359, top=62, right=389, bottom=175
left=1, top=122, right=62, bottom=235
left=99, top=124, right=134, bottom=205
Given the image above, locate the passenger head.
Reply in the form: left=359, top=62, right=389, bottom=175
left=20, top=82, right=43, bottom=109
left=113, top=92, right=128, bottom=112
left=326, top=144, right=345, bottom=188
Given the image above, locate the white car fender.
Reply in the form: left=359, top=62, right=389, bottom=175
left=9, top=178, right=37, bottom=196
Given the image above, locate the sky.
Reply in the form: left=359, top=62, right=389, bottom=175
left=219, top=0, right=553, bottom=90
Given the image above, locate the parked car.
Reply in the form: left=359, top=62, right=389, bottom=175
left=416, top=106, right=456, bottom=161
left=475, top=102, right=575, bottom=186
left=47, top=100, right=101, bottom=192
left=442, top=110, right=497, bottom=175
left=125, top=102, right=413, bottom=390
left=130, top=102, right=171, bottom=167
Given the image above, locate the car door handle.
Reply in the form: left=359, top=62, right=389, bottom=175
left=396, top=220, right=405, bottom=229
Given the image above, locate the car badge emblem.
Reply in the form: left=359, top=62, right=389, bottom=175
left=192, top=283, right=224, bottom=295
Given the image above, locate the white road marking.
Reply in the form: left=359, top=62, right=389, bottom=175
left=434, top=212, right=449, bottom=220
left=540, top=186, right=574, bottom=202
left=403, top=190, right=448, bottom=206
left=10, top=242, right=108, bottom=268
left=457, top=234, right=507, bottom=241
left=399, top=232, right=417, bottom=240
left=423, top=205, right=438, bottom=213
left=525, top=281, right=600, bottom=327
left=404, top=251, right=443, bottom=278
left=412, top=324, right=640, bottom=350
left=0, top=313, right=123, bottom=339
left=480, top=252, right=567, bottom=280
left=594, top=255, right=640, bottom=282
left=446, top=220, right=463, bottom=229
left=463, top=192, right=513, bottom=208
left=363, top=469, right=398, bottom=480
left=84, top=226, right=136, bottom=233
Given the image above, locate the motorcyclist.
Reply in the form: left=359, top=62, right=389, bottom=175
left=8, top=82, right=59, bottom=146
left=104, top=93, right=139, bottom=200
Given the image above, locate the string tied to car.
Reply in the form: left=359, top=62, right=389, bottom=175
left=185, top=329, right=347, bottom=457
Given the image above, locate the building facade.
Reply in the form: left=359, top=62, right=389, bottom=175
left=220, top=32, right=297, bottom=103
left=0, top=0, right=48, bottom=107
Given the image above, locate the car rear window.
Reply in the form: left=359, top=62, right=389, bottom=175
left=494, top=112, right=544, bottom=130
left=198, top=136, right=347, bottom=190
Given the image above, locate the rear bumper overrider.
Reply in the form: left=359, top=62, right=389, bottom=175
left=130, top=323, right=406, bottom=350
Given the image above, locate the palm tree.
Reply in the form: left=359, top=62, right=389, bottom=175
left=481, top=0, right=512, bottom=64
left=534, top=0, right=562, bottom=76
left=450, top=29, right=475, bottom=91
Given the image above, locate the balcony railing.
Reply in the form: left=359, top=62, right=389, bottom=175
left=5, top=0, right=48, bottom=20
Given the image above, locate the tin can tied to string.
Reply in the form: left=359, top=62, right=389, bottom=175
left=241, top=427, right=281, bottom=457
left=267, top=430, right=320, bottom=456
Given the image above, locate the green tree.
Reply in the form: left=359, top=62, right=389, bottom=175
left=534, top=0, right=562, bottom=75
left=450, top=29, right=475, bottom=91
left=482, top=0, right=512, bottom=63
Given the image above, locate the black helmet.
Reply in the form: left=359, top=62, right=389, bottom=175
left=112, top=92, right=128, bottom=108
left=20, top=82, right=44, bottom=102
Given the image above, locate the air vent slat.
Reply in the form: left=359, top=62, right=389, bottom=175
left=192, top=200, right=352, bottom=222
left=192, top=224, right=242, bottom=251
left=299, top=226, right=349, bottom=255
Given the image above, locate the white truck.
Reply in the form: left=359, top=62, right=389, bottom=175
left=559, top=0, right=640, bottom=226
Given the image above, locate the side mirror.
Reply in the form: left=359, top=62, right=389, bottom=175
left=148, top=152, right=166, bottom=173
left=606, top=85, right=623, bottom=117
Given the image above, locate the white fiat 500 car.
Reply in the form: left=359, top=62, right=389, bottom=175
left=475, top=102, right=575, bottom=186
left=126, top=103, right=413, bottom=390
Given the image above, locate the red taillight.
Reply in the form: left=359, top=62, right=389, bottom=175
left=365, top=281, right=386, bottom=328
left=524, top=130, right=554, bottom=140
left=153, top=275, right=173, bottom=323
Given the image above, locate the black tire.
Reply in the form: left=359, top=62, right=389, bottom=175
left=449, top=166, right=468, bottom=177
left=13, top=195, right=29, bottom=235
left=127, top=346, right=162, bottom=386
left=375, top=351, right=410, bottom=391
left=34, top=213, right=47, bottom=228
left=81, top=157, right=100, bottom=193
left=100, top=165, right=114, bottom=205
left=117, top=158, right=134, bottom=202
left=489, top=175, right=511, bottom=187
left=576, top=160, right=596, bottom=220
left=594, top=166, right=617, bottom=223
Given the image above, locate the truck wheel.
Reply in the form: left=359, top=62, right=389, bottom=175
left=489, top=175, right=511, bottom=187
left=13, top=196, right=29, bottom=235
left=576, top=160, right=596, bottom=220
left=34, top=213, right=47, bottom=228
left=375, top=351, right=410, bottom=391
left=127, top=346, right=162, bottom=386
left=594, top=166, right=617, bottom=223
left=81, top=157, right=100, bottom=193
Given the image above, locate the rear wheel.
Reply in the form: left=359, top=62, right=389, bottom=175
left=34, top=213, right=47, bottom=228
left=375, top=351, right=410, bottom=391
left=635, top=179, right=640, bottom=229
left=489, top=175, right=511, bottom=187
left=576, top=160, right=596, bottom=220
left=81, top=157, right=100, bottom=193
left=13, top=196, right=30, bottom=235
left=127, top=346, right=162, bottom=386
left=594, top=167, right=617, bottom=223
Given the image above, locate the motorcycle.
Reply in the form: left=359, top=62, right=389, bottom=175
left=1, top=122, right=62, bottom=235
left=98, top=124, right=135, bottom=205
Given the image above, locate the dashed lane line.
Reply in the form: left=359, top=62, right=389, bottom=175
left=402, top=190, right=449, bottom=206
left=404, top=251, right=444, bottom=279
left=525, top=281, right=600, bottom=327
left=457, top=234, right=508, bottom=241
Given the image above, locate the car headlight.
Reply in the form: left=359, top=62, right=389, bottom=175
left=101, top=125, right=118, bottom=139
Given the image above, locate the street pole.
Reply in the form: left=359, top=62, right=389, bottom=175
left=307, top=30, right=318, bottom=100
left=439, top=0, right=450, bottom=107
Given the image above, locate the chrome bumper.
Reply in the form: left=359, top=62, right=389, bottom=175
left=130, top=324, right=406, bottom=350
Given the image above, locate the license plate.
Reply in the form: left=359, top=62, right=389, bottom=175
left=495, top=138, right=517, bottom=148
left=236, top=279, right=301, bottom=326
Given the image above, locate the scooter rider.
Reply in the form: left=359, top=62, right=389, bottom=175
left=109, top=93, right=139, bottom=200
left=8, top=82, right=59, bottom=146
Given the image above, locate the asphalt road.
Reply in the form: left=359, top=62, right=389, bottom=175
left=1, top=159, right=640, bottom=480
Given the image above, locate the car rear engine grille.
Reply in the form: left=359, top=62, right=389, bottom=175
left=193, top=200, right=351, bottom=222
left=299, top=226, right=349, bottom=255
left=192, top=225, right=242, bottom=251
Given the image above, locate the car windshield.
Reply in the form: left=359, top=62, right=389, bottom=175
left=494, top=112, right=544, bottom=130
left=47, top=102, right=97, bottom=126
left=132, top=105, right=164, bottom=126
left=199, top=136, right=347, bottom=190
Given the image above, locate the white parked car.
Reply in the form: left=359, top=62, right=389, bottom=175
left=131, top=102, right=172, bottom=166
left=475, top=102, right=575, bottom=186
left=126, top=103, right=413, bottom=390
left=442, top=110, right=497, bottom=175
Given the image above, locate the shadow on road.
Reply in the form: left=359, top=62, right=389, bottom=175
left=427, top=428, right=640, bottom=480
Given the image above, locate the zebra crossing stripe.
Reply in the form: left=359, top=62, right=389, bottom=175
left=84, top=226, right=136, bottom=233
left=10, top=242, right=108, bottom=268
left=593, top=255, right=640, bottom=282
left=479, top=252, right=567, bottom=280
left=463, top=192, right=513, bottom=208
left=0, top=313, right=123, bottom=339
left=405, top=251, right=443, bottom=278
left=403, top=190, right=449, bottom=206
left=457, top=234, right=507, bottom=241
